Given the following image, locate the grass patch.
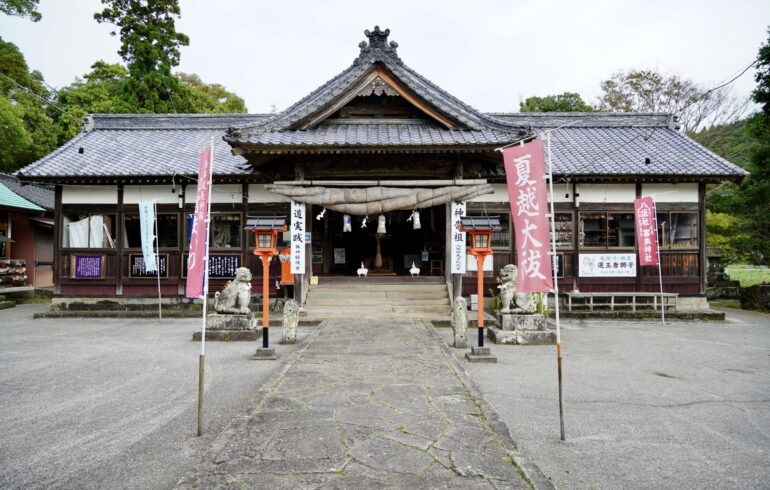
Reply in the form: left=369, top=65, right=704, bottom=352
left=725, top=265, right=770, bottom=288
left=11, top=296, right=52, bottom=304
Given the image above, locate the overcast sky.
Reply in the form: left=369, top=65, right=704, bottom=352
left=2, top=0, right=769, bottom=114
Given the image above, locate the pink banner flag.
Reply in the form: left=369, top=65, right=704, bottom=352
left=503, top=140, right=554, bottom=292
left=185, top=145, right=212, bottom=298
left=634, top=196, right=660, bottom=266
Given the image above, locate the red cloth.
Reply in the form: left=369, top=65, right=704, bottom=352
left=634, top=196, right=660, bottom=266
left=185, top=145, right=212, bottom=298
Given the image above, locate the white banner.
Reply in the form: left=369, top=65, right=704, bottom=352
left=138, top=200, right=157, bottom=272
left=451, top=201, right=466, bottom=274
left=290, top=201, right=305, bottom=275
left=579, top=253, right=637, bottom=277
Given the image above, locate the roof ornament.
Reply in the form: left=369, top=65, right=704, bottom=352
left=356, top=26, right=400, bottom=64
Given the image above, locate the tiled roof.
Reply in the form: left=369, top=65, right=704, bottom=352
left=225, top=27, right=524, bottom=142
left=0, top=173, right=53, bottom=210
left=236, top=120, right=519, bottom=148
left=18, top=114, right=269, bottom=179
left=0, top=182, right=45, bottom=212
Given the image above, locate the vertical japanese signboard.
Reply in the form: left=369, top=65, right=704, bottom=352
left=503, top=140, right=553, bottom=292
left=185, top=145, right=212, bottom=298
left=451, top=201, right=466, bottom=274
left=634, top=196, right=660, bottom=266
left=291, top=201, right=305, bottom=274
left=138, top=200, right=157, bottom=272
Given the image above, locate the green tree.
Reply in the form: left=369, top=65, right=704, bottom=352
left=178, top=73, right=246, bottom=113
left=598, top=69, right=748, bottom=133
left=0, top=0, right=41, bottom=21
left=94, top=0, right=193, bottom=113
left=0, top=36, right=56, bottom=172
left=519, top=92, right=592, bottom=112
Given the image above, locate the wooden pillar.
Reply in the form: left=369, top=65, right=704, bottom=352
left=635, top=182, right=642, bottom=292
left=116, top=184, right=124, bottom=296
left=53, top=185, right=62, bottom=295
left=699, top=182, right=707, bottom=295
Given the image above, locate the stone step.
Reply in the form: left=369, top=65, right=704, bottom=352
left=305, top=304, right=449, bottom=315
left=310, top=284, right=447, bottom=293
left=307, top=291, right=448, bottom=300
left=306, top=297, right=450, bottom=307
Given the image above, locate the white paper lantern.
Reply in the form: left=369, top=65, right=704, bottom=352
left=377, top=215, right=387, bottom=234
left=343, top=214, right=352, bottom=232
left=412, top=211, right=421, bottom=230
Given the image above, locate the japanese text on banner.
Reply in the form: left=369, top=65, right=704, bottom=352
left=185, top=145, right=212, bottom=298
left=634, top=196, right=660, bottom=266
left=138, top=200, right=157, bottom=272
left=451, top=201, right=466, bottom=274
left=291, top=201, right=305, bottom=274
left=502, top=140, right=553, bottom=292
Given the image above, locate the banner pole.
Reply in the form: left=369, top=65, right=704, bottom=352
left=197, top=138, right=214, bottom=437
left=546, top=132, right=566, bottom=441
left=155, top=200, right=162, bottom=320
left=653, top=201, right=665, bottom=325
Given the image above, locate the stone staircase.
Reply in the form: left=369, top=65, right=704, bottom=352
left=304, top=277, right=451, bottom=321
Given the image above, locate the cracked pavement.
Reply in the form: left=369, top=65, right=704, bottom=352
left=178, top=318, right=550, bottom=489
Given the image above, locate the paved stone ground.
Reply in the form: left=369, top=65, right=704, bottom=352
left=438, top=308, right=770, bottom=490
left=178, top=317, right=551, bottom=489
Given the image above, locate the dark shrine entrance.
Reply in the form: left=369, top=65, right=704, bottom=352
left=311, top=205, right=446, bottom=277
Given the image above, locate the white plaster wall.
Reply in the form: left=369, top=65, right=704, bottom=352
left=62, top=186, right=117, bottom=204
left=579, top=184, right=636, bottom=203
left=184, top=184, right=244, bottom=204
left=248, top=184, right=290, bottom=203
left=641, top=183, right=698, bottom=203
left=123, top=185, right=179, bottom=204
left=470, top=183, right=572, bottom=203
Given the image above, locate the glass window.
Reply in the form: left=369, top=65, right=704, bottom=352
left=608, top=213, right=635, bottom=247
left=62, top=214, right=116, bottom=248
left=210, top=213, right=241, bottom=248
left=669, top=212, right=698, bottom=248
left=554, top=213, right=573, bottom=249
left=579, top=213, right=607, bottom=247
left=123, top=213, right=178, bottom=248
left=492, top=213, right=510, bottom=249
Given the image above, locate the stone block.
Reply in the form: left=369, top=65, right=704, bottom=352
left=496, top=312, right=546, bottom=331
left=206, top=313, right=256, bottom=331
left=464, top=346, right=497, bottom=363
left=251, top=347, right=277, bottom=360
left=487, top=327, right=555, bottom=345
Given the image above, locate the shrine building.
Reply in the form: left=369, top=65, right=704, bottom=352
left=17, top=27, right=746, bottom=313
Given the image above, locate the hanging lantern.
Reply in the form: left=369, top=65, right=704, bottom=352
left=343, top=214, right=352, bottom=232
left=377, top=215, right=387, bottom=234
left=412, top=210, right=421, bottom=230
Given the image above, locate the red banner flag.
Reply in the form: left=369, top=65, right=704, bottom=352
left=185, top=145, right=212, bottom=298
left=634, top=196, right=660, bottom=266
left=503, top=140, right=554, bottom=292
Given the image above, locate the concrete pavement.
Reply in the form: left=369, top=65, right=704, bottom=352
left=0, top=304, right=308, bottom=490
left=438, top=308, right=770, bottom=489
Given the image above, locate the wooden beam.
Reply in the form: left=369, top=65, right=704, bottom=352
left=271, top=179, right=487, bottom=187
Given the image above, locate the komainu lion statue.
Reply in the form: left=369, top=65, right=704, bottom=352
left=497, top=264, right=537, bottom=314
left=214, top=267, right=252, bottom=314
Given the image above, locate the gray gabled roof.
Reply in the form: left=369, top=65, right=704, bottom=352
left=224, top=26, right=525, bottom=146
left=18, top=114, right=269, bottom=180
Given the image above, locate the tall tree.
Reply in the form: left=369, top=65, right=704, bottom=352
left=94, top=0, right=192, bottom=113
left=0, top=36, right=56, bottom=172
left=519, top=92, right=593, bottom=112
left=598, top=69, right=748, bottom=133
left=0, top=0, right=41, bottom=21
left=178, top=73, right=246, bottom=113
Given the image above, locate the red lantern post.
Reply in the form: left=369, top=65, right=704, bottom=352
left=460, top=216, right=501, bottom=348
left=246, top=216, right=287, bottom=357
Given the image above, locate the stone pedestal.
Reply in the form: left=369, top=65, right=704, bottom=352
left=251, top=347, right=277, bottom=360
left=488, top=313, right=555, bottom=345
left=464, top=346, right=497, bottom=363
left=194, top=313, right=258, bottom=341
